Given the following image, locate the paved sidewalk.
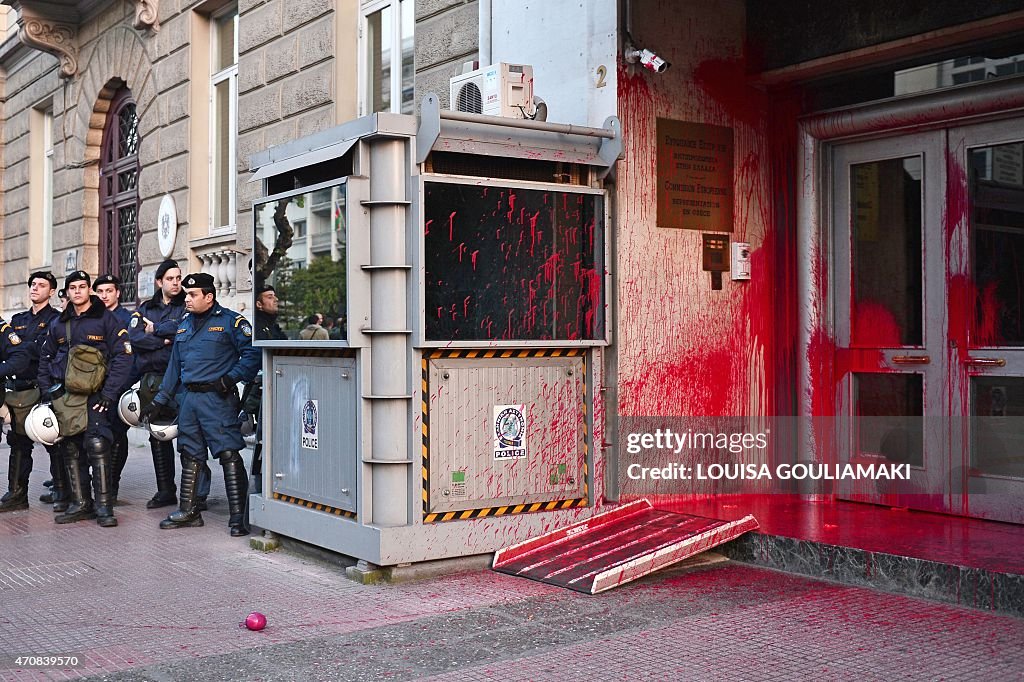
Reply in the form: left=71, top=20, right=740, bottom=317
left=1, top=435, right=1023, bottom=681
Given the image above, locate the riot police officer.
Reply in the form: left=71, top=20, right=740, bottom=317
left=94, top=274, right=138, bottom=503
left=2, top=271, right=61, bottom=512
left=0, top=317, right=33, bottom=511
left=38, top=271, right=133, bottom=527
left=127, top=259, right=210, bottom=509
left=142, top=273, right=259, bottom=536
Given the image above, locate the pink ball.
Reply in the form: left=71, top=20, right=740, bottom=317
left=244, top=612, right=267, bottom=631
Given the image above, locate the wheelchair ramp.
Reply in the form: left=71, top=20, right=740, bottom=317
left=492, top=499, right=758, bottom=594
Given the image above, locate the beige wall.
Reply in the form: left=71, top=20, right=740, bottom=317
left=614, top=0, right=774, bottom=418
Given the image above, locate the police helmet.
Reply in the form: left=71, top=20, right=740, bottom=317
left=118, top=388, right=143, bottom=427
left=26, top=404, right=61, bottom=446
left=147, top=417, right=178, bottom=442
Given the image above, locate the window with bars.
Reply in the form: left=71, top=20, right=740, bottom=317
left=99, top=88, right=141, bottom=301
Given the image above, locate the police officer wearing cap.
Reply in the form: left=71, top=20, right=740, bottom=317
left=254, top=284, right=286, bottom=341
left=127, top=259, right=213, bottom=509
left=0, top=315, right=34, bottom=512
left=2, top=271, right=62, bottom=512
left=142, top=273, right=259, bottom=536
left=94, top=273, right=138, bottom=503
left=38, top=271, right=134, bottom=527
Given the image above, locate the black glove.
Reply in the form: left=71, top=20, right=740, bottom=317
left=40, top=384, right=63, bottom=406
left=140, top=399, right=175, bottom=423
left=93, top=396, right=113, bottom=413
left=217, top=375, right=237, bottom=396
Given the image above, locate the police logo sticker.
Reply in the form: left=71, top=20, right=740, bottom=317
left=493, top=404, right=527, bottom=460
left=301, top=399, right=319, bottom=450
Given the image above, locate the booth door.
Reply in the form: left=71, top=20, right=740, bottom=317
left=270, top=356, right=358, bottom=513
left=832, top=125, right=1024, bottom=523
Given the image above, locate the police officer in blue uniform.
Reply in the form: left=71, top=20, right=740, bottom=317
left=142, top=273, right=260, bottom=536
left=38, top=271, right=134, bottom=527
left=94, top=274, right=139, bottom=503
left=0, top=315, right=33, bottom=511
left=2, top=271, right=62, bottom=512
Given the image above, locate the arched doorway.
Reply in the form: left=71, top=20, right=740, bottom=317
left=98, top=87, right=141, bottom=301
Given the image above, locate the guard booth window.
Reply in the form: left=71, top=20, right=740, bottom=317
left=253, top=179, right=347, bottom=341
left=424, top=181, right=605, bottom=341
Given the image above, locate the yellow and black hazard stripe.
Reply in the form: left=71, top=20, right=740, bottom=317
left=422, top=348, right=590, bottom=523
left=270, top=348, right=356, bottom=358
left=272, top=492, right=356, bottom=519
left=425, top=348, right=585, bottom=360
left=424, top=498, right=589, bottom=524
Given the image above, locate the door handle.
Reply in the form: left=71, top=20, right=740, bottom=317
left=965, top=357, right=1006, bottom=367
left=892, top=355, right=930, bottom=364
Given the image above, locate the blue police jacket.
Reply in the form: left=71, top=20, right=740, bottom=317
left=9, top=303, right=59, bottom=387
left=155, top=304, right=260, bottom=404
left=110, top=304, right=140, bottom=387
left=129, top=292, right=185, bottom=375
left=0, top=319, right=31, bottom=380
left=38, top=296, right=134, bottom=402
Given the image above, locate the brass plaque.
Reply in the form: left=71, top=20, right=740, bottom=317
left=656, top=119, right=734, bottom=231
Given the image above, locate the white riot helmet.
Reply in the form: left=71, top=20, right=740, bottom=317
left=147, top=417, right=178, bottom=442
left=26, top=404, right=62, bottom=446
left=118, top=388, right=143, bottom=427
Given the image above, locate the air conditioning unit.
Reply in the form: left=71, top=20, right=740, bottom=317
left=449, top=63, right=535, bottom=119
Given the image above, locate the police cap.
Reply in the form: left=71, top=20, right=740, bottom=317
left=155, top=259, right=180, bottom=280
left=94, top=274, right=121, bottom=289
left=64, top=270, right=91, bottom=288
left=28, top=271, right=58, bottom=289
left=256, top=283, right=276, bottom=296
left=182, top=273, right=215, bottom=290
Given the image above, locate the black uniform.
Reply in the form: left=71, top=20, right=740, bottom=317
left=0, top=320, right=35, bottom=512
left=129, top=291, right=191, bottom=509
left=38, top=293, right=133, bottom=526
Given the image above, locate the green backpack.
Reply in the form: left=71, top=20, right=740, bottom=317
left=63, top=320, right=108, bottom=395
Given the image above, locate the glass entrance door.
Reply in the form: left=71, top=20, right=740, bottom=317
left=831, top=133, right=950, bottom=512
left=949, top=118, right=1024, bottom=524
left=832, top=122, right=1024, bottom=523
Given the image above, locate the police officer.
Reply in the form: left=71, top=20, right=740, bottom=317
left=94, top=274, right=139, bottom=503
left=2, top=271, right=62, bottom=512
left=127, top=259, right=210, bottom=509
left=0, top=316, right=33, bottom=511
left=38, top=271, right=133, bottom=527
left=142, top=273, right=259, bottom=536
left=254, top=284, right=286, bottom=341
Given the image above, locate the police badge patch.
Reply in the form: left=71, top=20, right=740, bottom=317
left=241, top=323, right=252, bottom=337
left=130, top=317, right=139, bottom=328
left=8, top=333, right=20, bottom=345
left=124, top=341, right=133, bottom=354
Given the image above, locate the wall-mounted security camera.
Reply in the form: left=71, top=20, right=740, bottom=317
left=625, top=45, right=671, bottom=73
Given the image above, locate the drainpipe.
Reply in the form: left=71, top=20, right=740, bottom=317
left=478, top=0, right=491, bottom=65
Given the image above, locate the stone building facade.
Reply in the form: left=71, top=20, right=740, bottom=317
left=0, top=0, right=361, bottom=317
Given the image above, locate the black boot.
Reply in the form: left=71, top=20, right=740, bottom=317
left=55, top=442, right=96, bottom=524
left=219, top=450, right=249, bottom=537
left=110, top=432, right=129, bottom=505
left=87, top=436, right=117, bottom=528
left=146, top=439, right=177, bottom=509
left=0, top=442, right=32, bottom=512
left=159, top=456, right=204, bottom=529
left=46, top=443, right=69, bottom=512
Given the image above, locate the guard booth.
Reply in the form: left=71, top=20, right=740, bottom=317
left=248, top=97, right=622, bottom=567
